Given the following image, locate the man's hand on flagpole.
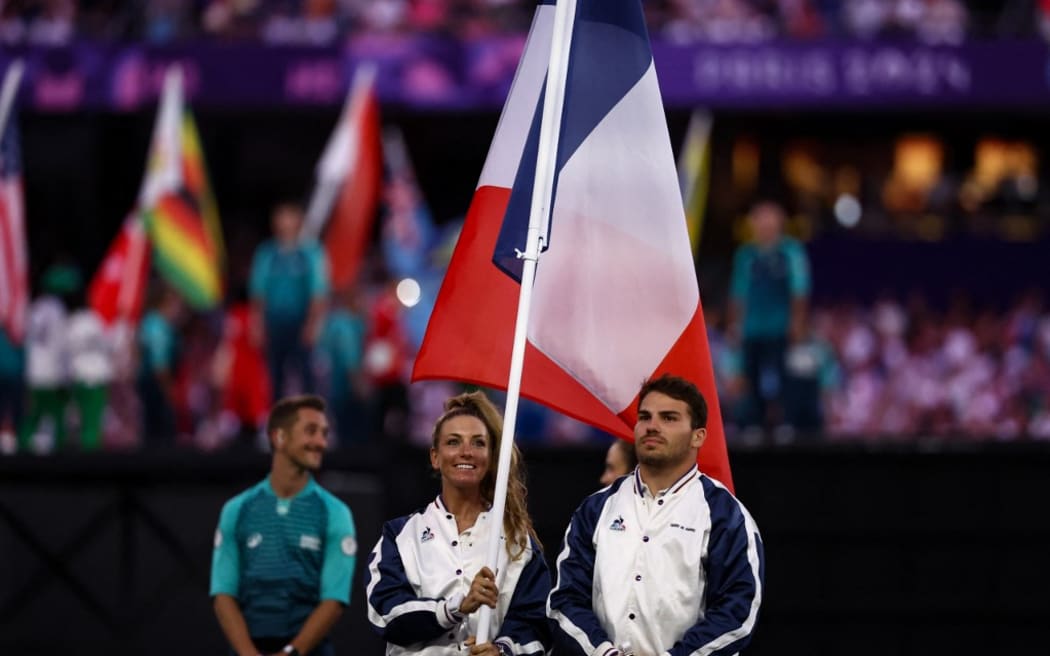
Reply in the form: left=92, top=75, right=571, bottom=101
left=459, top=566, right=499, bottom=614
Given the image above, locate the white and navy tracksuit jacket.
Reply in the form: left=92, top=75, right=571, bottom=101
left=366, top=496, right=551, bottom=655
left=547, top=466, right=764, bottom=656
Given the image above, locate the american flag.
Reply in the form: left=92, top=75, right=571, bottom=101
left=0, top=94, right=27, bottom=343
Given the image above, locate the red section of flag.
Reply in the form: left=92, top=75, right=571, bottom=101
left=0, top=134, right=26, bottom=343
left=615, top=304, right=731, bottom=489
left=413, top=186, right=733, bottom=490
left=0, top=179, right=26, bottom=342
left=88, top=217, right=150, bottom=325
left=325, top=90, right=382, bottom=290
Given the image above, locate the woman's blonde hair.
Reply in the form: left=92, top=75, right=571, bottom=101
left=432, top=390, right=540, bottom=559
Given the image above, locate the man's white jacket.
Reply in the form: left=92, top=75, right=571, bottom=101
left=547, top=466, right=764, bottom=656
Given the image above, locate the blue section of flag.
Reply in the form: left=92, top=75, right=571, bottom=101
left=492, top=85, right=545, bottom=279
left=492, top=0, right=654, bottom=282
left=559, top=0, right=651, bottom=169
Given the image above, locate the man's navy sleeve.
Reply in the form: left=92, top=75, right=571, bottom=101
left=666, top=480, right=764, bottom=656
left=547, top=489, right=618, bottom=656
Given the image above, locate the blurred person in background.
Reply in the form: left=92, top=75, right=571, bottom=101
left=211, top=394, right=357, bottom=656
left=782, top=326, right=840, bottom=438
left=177, top=312, right=224, bottom=447
left=662, top=0, right=777, bottom=44
left=363, top=281, right=409, bottom=440
left=262, top=0, right=351, bottom=45
left=139, top=0, right=199, bottom=43
left=19, top=263, right=79, bottom=453
left=137, top=285, right=184, bottom=447
left=250, top=201, right=329, bottom=398
left=728, top=200, right=811, bottom=437
left=0, top=0, right=75, bottom=46
left=75, top=0, right=135, bottom=41
left=66, top=300, right=113, bottom=451
left=0, top=323, right=24, bottom=452
left=103, top=318, right=143, bottom=450
left=317, top=286, right=367, bottom=446
left=826, top=307, right=888, bottom=436
left=705, top=305, right=748, bottom=436
left=348, top=0, right=408, bottom=34
left=365, top=390, right=551, bottom=656
left=201, top=0, right=264, bottom=38
left=212, top=285, right=272, bottom=449
left=598, top=438, right=637, bottom=487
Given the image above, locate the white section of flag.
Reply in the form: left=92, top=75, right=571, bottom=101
left=476, top=5, right=554, bottom=191
left=528, top=63, right=699, bottom=413
left=138, top=68, right=184, bottom=208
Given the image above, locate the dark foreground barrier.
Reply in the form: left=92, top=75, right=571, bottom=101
left=2, top=442, right=1049, bottom=655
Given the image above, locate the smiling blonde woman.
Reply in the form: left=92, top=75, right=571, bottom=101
left=366, top=391, right=551, bottom=656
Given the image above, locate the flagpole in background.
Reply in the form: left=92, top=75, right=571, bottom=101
left=678, top=109, right=712, bottom=256
left=117, top=65, right=183, bottom=324
left=0, top=61, right=24, bottom=138
left=116, top=66, right=182, bottom=320
left=475, top=0, right=577, bottom=643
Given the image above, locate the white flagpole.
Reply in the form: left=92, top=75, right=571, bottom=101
left=475, top=0, right=578, bottom=643
left=0, top=61, right=25, bottom=142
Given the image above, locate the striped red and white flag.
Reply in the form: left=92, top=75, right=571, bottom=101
left=0, top=64, right=27, bottom=344
left=88, top=214, right=150, bottom=325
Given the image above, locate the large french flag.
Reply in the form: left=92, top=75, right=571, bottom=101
left=413, top=0, right=731, bottom=489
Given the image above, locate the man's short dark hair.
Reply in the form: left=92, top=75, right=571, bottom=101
left=638, top=374, right=708, bottom=429
left=266, top=395, right=326, bottom=441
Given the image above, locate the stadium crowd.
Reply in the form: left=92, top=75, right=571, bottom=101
left=708, top=293, right=1050, bottom=443
left=3, top=0, right=1050, bottom=454
left=2, top=242, right=1049, bottom=454
left=1, top=0, right=1045, bottom=46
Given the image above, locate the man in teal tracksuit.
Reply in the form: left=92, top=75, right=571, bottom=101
left=210, top=395, right=356, bottom=656
left=249, top=203, right=329, bottom=398
left=729, top=201, right=811, bottom=432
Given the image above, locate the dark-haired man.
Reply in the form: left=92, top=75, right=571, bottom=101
left=211, top=395, right=356, bottom=656
left=548, top=375, right=764, bottom=656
